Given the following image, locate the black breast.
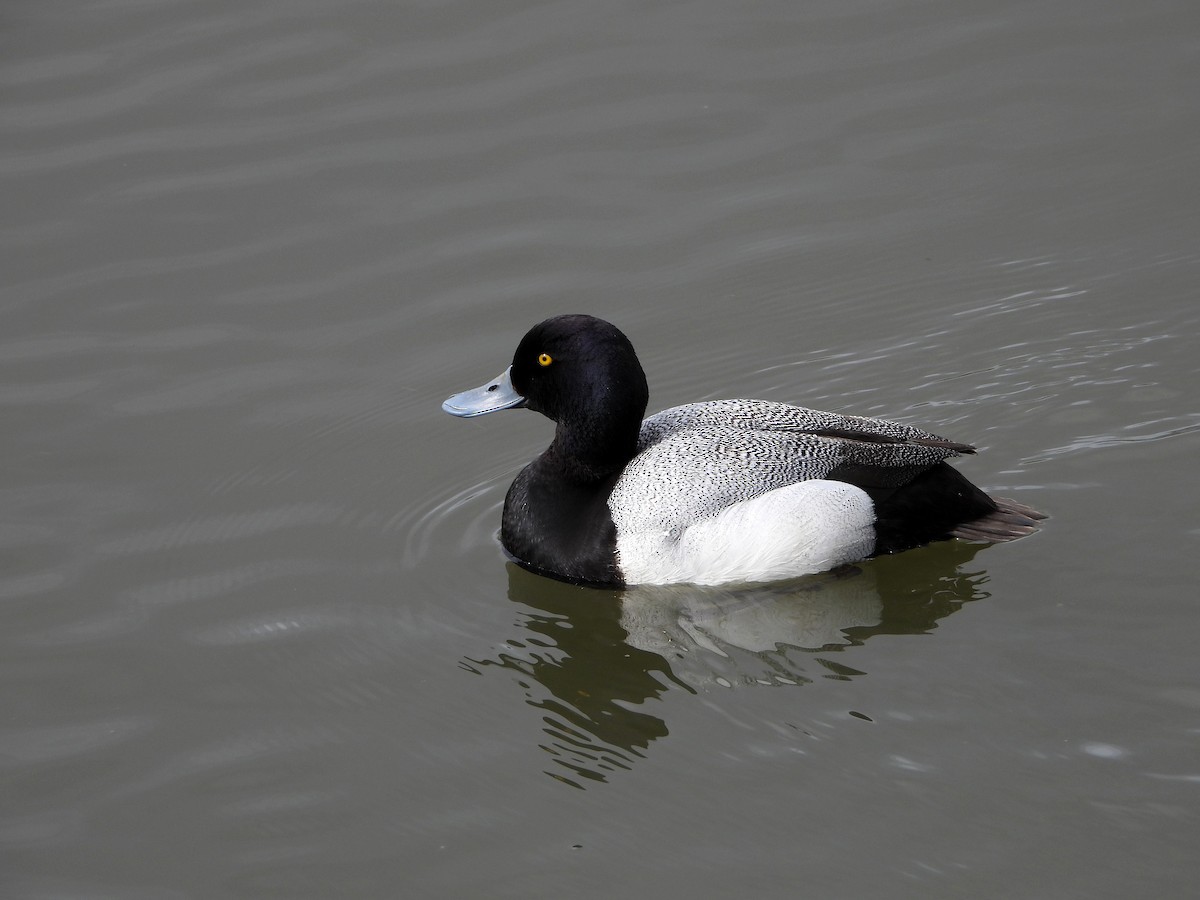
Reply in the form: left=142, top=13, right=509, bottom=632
left=500, top=457, right=625, bottom=587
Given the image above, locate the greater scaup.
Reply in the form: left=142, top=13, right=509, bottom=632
left=442, top=314, right=1044, bottom=587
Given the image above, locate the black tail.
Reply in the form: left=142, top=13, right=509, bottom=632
left=950, top=497, right=1047, bottom=543
left=866, top=463, right=1045, bottom=556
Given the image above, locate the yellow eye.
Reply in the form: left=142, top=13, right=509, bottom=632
left=537, top=353, right=553, bottom=367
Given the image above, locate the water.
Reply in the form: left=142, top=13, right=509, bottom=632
left=3, top=0, right=1199, bottom=896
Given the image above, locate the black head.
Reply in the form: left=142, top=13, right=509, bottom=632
left=510, top=315, right=650, bottom=467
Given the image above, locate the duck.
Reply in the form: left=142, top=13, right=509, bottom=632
left=442, top=314, right=1044, bottom=587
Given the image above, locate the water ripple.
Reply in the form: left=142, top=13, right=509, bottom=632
left=95, top=504, right=346, bottom=557
left=4, top=717, right=151, bottom=764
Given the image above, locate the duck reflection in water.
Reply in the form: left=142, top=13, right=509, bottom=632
left=460, top=540, right=990, bottom=789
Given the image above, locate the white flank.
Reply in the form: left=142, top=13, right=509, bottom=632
left=615, top=480, right=876, bottom=586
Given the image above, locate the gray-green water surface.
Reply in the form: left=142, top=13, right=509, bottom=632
left=3, top=1, right=1198, bottom=897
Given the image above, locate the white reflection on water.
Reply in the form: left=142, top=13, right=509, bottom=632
left=462, top=541, right=992, bottom=788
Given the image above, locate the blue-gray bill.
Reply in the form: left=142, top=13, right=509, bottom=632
left=441, top=366, right=527, bottom=417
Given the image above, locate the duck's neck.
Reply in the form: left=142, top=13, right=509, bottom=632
left=541, top=377, right=643, bottom=483
left=547, top=413, right=640, bottom=483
